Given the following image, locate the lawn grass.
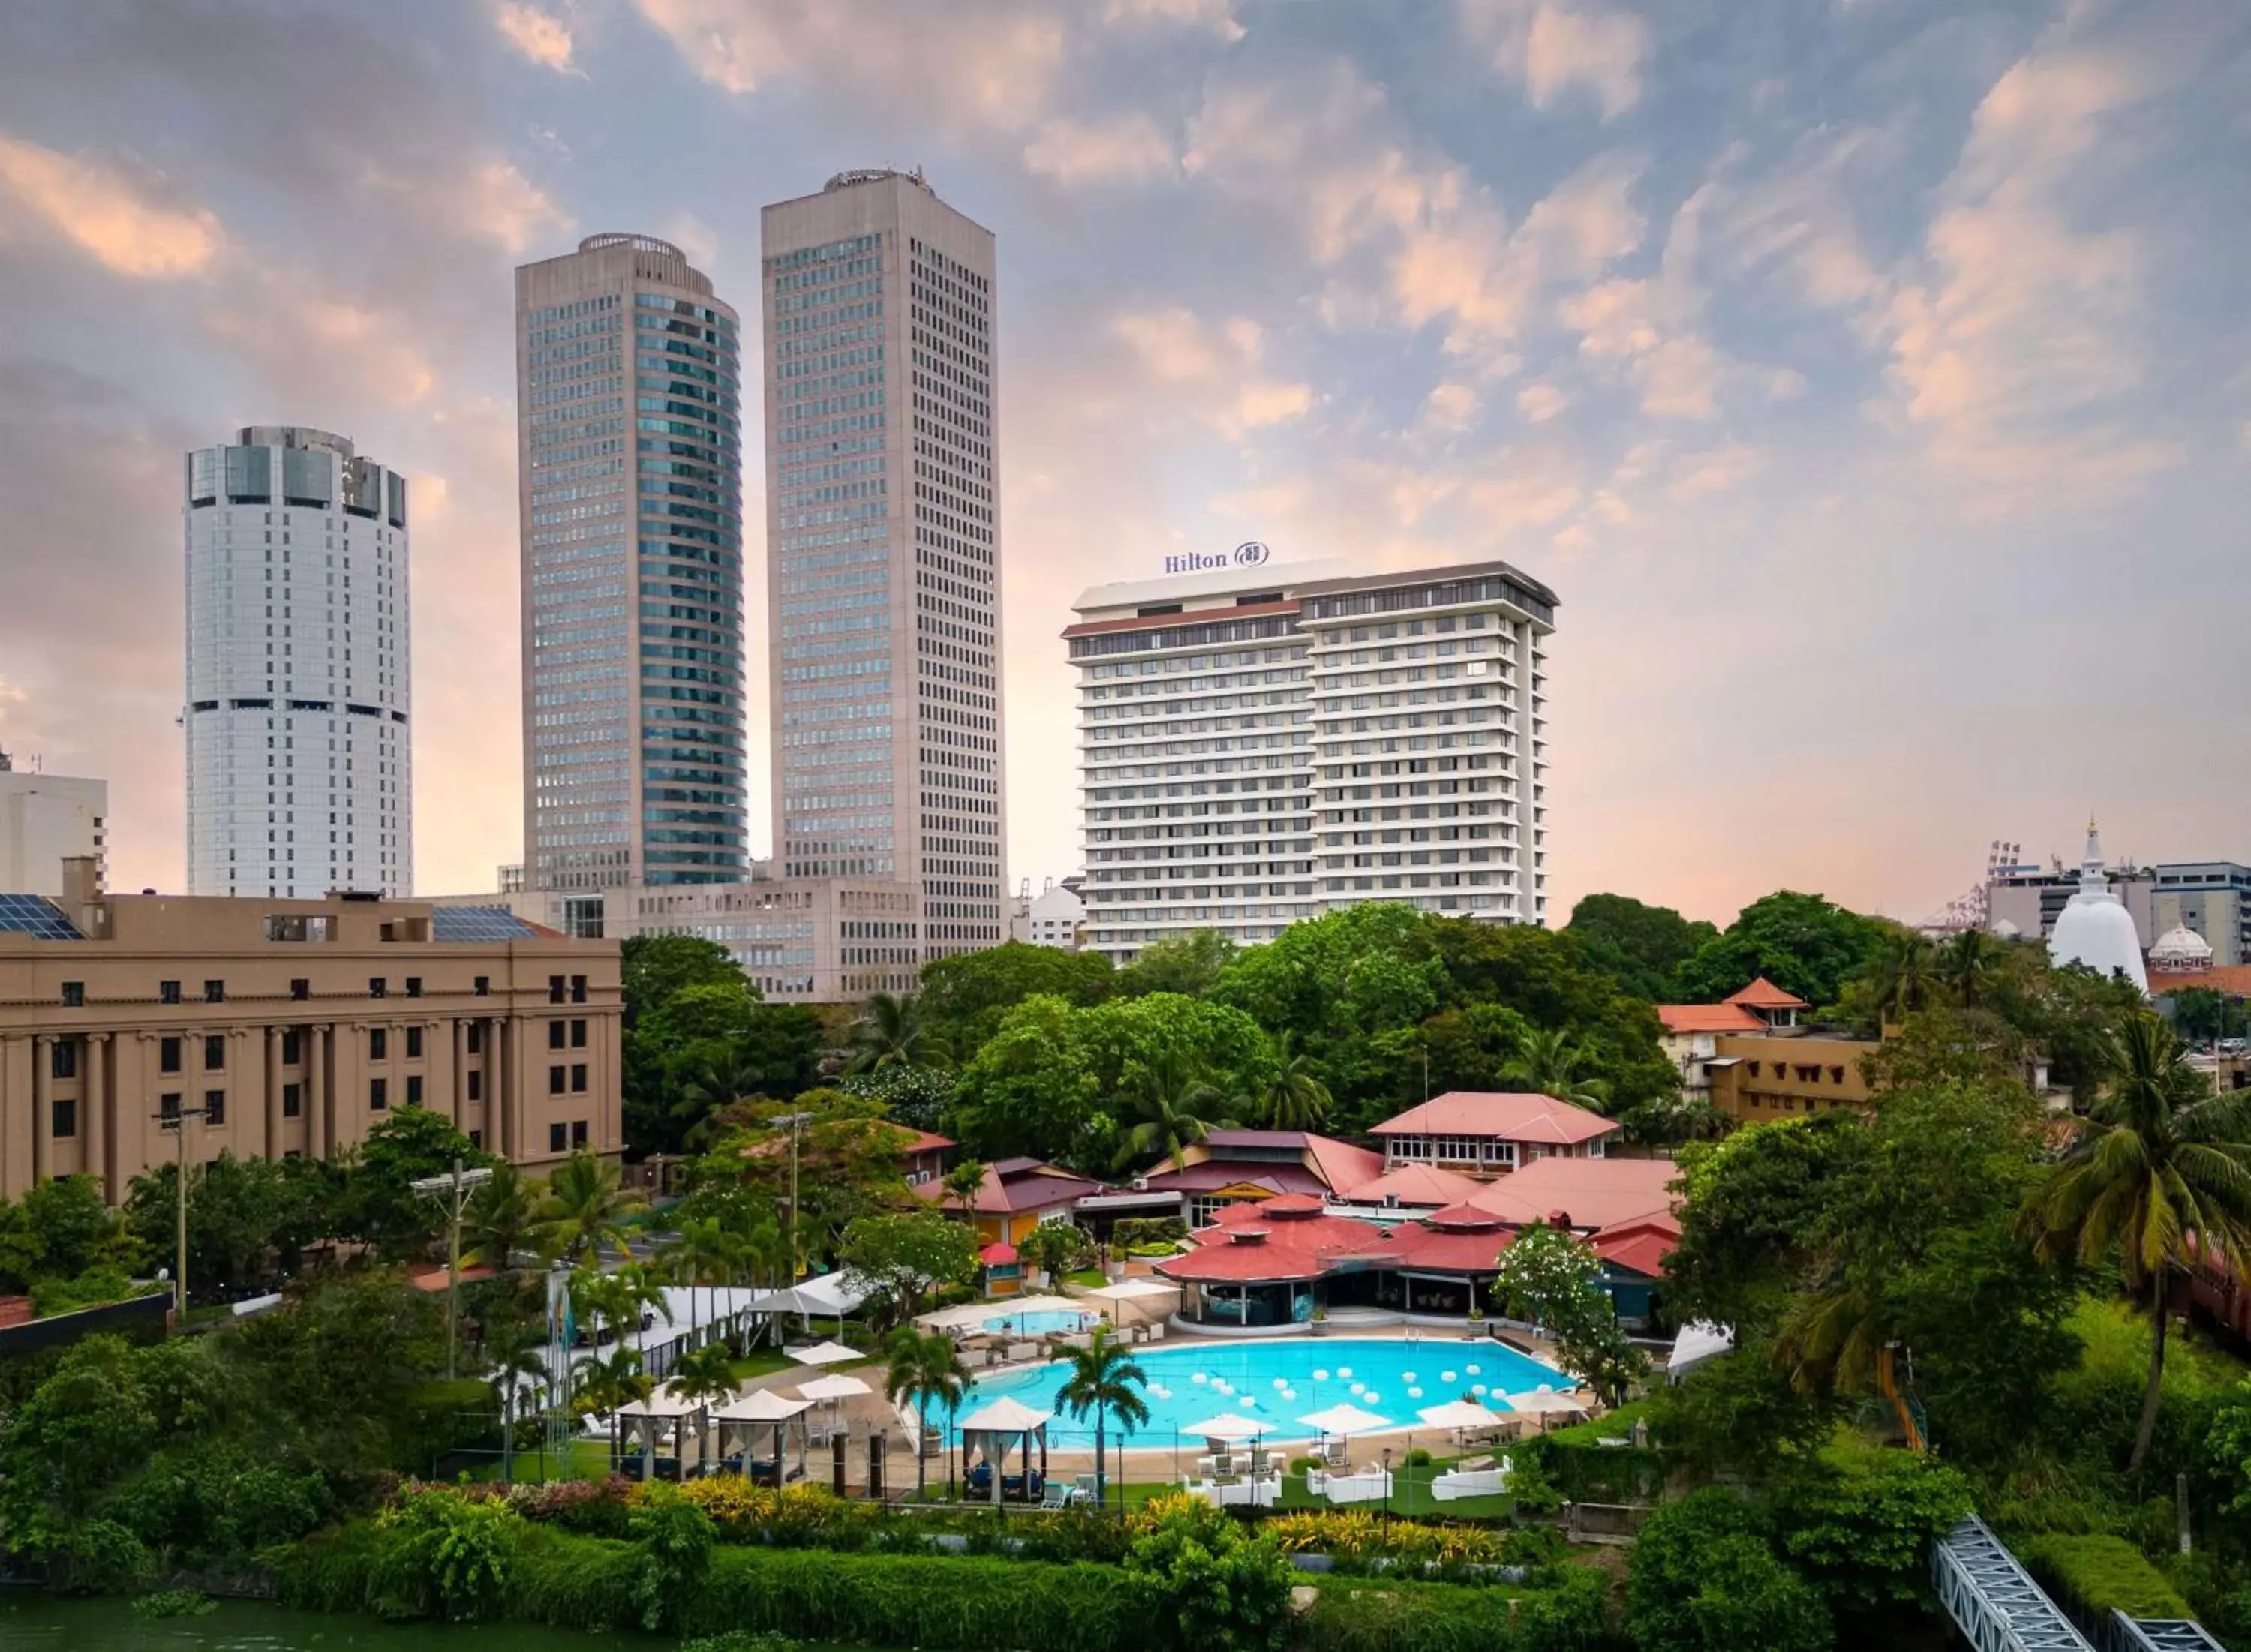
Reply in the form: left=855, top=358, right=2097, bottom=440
left=1064, top=1269, right=1109, bottom=1289
left=729, top=1347, right=798, bottom=1382
left=2063, top=1296, right=2249, bottom=1404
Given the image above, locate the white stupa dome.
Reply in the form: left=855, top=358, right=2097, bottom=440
left=2150, top=924, right=2214, bottom=973
left=2048, top=821, right=2148, bottom=993
left=1989, top=918, right=2021, bottom=941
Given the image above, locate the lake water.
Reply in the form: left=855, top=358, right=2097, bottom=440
left=0, top=1593, right=660, bottom=1652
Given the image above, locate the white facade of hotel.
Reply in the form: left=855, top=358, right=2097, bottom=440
left=0, top=762, right=106, bottom=896
left=183, top=426, right=412, bottom=898
left=1067, top=557, right=1553, bottom=963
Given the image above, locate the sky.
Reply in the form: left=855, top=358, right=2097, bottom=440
left=0, top=0, right=2246, bottom=932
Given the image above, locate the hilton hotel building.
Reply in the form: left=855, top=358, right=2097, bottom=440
left=1065, top=554, right=1555, bottom=963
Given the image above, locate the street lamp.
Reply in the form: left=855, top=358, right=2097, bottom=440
left=412, top=1158, right=495, bottom=1381
left=152, top=1096, right=209, bottom=1317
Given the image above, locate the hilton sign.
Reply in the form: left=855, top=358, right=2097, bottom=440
left=1164, top=541, right=1272, bottom=575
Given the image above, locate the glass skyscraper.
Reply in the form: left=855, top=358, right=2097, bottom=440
left=514, top=233, right=747, bottom=891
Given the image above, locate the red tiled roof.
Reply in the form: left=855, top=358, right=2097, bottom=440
left=893, top=1127, right=955, bottom=1154
left=1339, top=1163, right=1488, bottom=1207
left=2151, top=964, right=2251, bottom=998
left=1590, top=1212, right=1681, bottom=1279
left=1657, top=1004, right=1767, bottom=1035
left=1468, top=1156, right=1682, bottom=1231
left=1370, top=1092, right=1619, bottom=1146
left=1159, top=1200, right=1387, bottom=1285
left=1726, top=976, right=1809, bottom=1011
left=912, top=1158, right=1095, bottom=1216
left=410, top=1265, right=497, bottom=1293
left=1301, top=1133, right=1386, bottom=1193
left=1369, top=1221, right=1514, bottom=1275
left=979, top=1241, right=1019, bottom=1266
left=1135, top=1163, right=1330, bottom=1197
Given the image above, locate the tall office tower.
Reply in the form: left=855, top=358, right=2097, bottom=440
left=1066, top=555, right=1555, bottom=963
left=761, top=170, right=1008, bottom=968
left=515, top=234, right=747, bottom=894
left=184, top=426, right=412, bottom=898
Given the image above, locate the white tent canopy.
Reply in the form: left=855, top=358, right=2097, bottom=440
left=1418, top=1398, right=1503, bottom=1430
left=785, top=1339, right=863, bottom=1367
left=1187, top=1413, right=1271, bottom=1441
left=1667, top=1320, right=1734, bottom=1381
left=615, top=1380, right=707, bottom=1420
left=715, top=1386, right=813, bottom=1423
left=957, top=1395, right=1053, bottom=1434
left=915, top=1294, right=1086, bottom=1333
left=756, top=1271, right=868, bottom=1319
left=798, top=1373, right=873, bottom=1403
left=1298, top=1402, right=1392, bottom=1435
left=1080, top=1278, right=1181, bottom=1301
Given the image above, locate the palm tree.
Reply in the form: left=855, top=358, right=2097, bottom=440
left=462, top=1162, right=540, bottom=1272
left=573, top=1344, right=654, bottom=1419
left=1502, top=1027, right=1612, bottom=1113
left=1936, top=927, right=1999, bottom=1010
left=941, top=1158, right=990, bottom=1214
left=1119, top=1051, right=1234, bottom=1172
left=1869, top=930, right=1938, bottom=1027
left=481, top=1314, right=550, bottom=1483
left=885, top=1327, right=969, bottom=1500
left=533, top=1151, right=648, bottom=1265
left=1244, top=1032, right=1333, bottom=1131
left=2021, top=1011, right=2251, bottom=1469
left=667, top=1336, right=740, bottom=1444
left=846, top=993, right=951, bottom=1074
left=1053, top=1324, right=1149, bottom=1510
left=665, top=1215, right=744, bottom=1350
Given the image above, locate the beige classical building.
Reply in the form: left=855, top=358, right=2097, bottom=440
left=0, top=864, right=621, bottom=1202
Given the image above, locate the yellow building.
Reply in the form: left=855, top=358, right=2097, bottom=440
left=0, top=863, right=622, bottom=1200
left=1706, top=1032, right=1878, bottom=1122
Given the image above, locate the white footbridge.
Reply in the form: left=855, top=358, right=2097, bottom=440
left=1932, top=1518, right=2226, bottom=1652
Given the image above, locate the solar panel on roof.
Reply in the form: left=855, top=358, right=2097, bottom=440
left=431, top=907, right=539, bottom=942
left=0, top=894, right=82, bottom=940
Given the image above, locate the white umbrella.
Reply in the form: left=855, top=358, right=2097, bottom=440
left=1297, top=1402, right=1391, bottom=1435
left=714, top=1386, right=813, bottom=1422
left=1418, top=1398, right=1501, bottom=1431
left=1666, top=1320, right=1733, bottom=1381
left=1187, top=1413, right=1271, bottom=1442
left=785, top=1339, right=862, bottom=1367
left=1080, top=1278, right=1181, bottom=1300
left=798, top=1373, right=873, bottom=1402
left=957, top=1395, right=1053, bottom=1433
left=1502, top=1389, right=1589, bottom=1417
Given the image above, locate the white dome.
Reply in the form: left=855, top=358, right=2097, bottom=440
left=1989, top=918, right=2021, bottom=940
left=2047, top=821, right=2147, bottom=993
left=2150, top=924, right=2214, bottom=972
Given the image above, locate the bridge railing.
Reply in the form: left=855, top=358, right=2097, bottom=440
left=1931, top=1515, right=2096, bottom=1652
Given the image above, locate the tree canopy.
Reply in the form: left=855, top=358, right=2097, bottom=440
left=1671, top=890, right=1887, bottom=1009
left=1566, top=892, right=1719, bottom=1002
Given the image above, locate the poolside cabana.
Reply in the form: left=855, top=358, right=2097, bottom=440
left=612, top=1380, right=711, bottom=1481
left=1079, top=1276, right=1182, bottom=1335
left=714, top=1385, right=813, bottom=1485
left=957, top=1394, right=1050, bottom=1505
left=1504, top=1388, right=1591, bottom=1431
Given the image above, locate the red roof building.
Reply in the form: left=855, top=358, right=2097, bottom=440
left=1726, top=976, right=1809, bottom=1027
left=1467, top=1155, right=1681, bottom=1232
left=1369, top=1091, right=1618, bottom=1178
left=914, top=1157, right=1097, bottom=1246
left=1156, top=1196, right=1387, bottom=1287
left=1336, top=1161, right=1489, bottom=1209
left=1655, top=1003, right=1767, bottom=1035
left=1122, top=1128, right=1385, bottom=1227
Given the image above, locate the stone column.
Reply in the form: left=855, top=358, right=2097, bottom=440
left=306, top=1026, right=328, bottom=1160
left=494, top=1016, right=514, bottom=1161
left=451, top=1020, right=467, bottom=1124
left=0, top=1036, right=31, bottom=1198
left=31, top=1036, right=53, bottom=1186
left=86, top=1034, right=109, bottom=1200
left=263, top=1027, right=282, bottom=1160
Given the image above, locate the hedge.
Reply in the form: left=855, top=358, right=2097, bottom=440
left=2017, top=1533, right=2195, bottom=1622
left=1300, top=1567, right=1611, bottom=1652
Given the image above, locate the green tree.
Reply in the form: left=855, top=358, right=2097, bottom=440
left=837, top=1211, right=981, bottom=1328
left=1866, top=928, right=1939, bottom=1028
left=461, top=1161, right=539, bottom=1272
left=1115, top=930, right=1238, bottom=999
left=945, top=994, right=1105, bottom=1167
left=1565, top=892, right=1718, bottom=1002
left=532, top=1152, right=646, bottom=1266
left=2021, top=1011, right=2251, bottom=1469
left=883, top=1327, right=969, bottom=1498
left=834, top=1062, right=956, bottom=1133
left=479, top=1311, right=548, bottom=1484
left=941, top=1157, right=990, bottom=1214
left=123, top=1154, right=328, bottom=1296
left=0, top=1174, right=136, bottom=1293
left=1494, top=1220, right=1600, bottom=1330
left=918, top=942, right=1114, bottom=1054
left=846, top=992, right=951, bottom=1074
left=621, top=933, right=748, bottom=1021
left=342, top=1106, right=490, bottom=1260
left=1053, top=1323, right=1149, bottom=1509
left=1624, top=1488, right=1832, bottom=1652
left=666, top=1340, right=739, bottom=1412
left=1935, top=927, right=2001, bottom=1010
left=1118, top=1049, right=1234, bottom=1172
left=663, top=1214, right=746, bottom=1348
left=1672, top=889, right=1887, bottom=1009
left=1125, top=1494, right=1295, bottom=1652
left=1501, top=1026, right=1612, bottom=1113
left=1240, top=1030, right=1333, bottom=1130
left=1770, top=1440, right=1973, bottom=1624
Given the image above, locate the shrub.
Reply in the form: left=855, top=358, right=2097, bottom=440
left=1403, top=1448, right=1433, bottom=1468
left=2018, top=1533, right=2195, bottom=1620
left=1769, top=1439, right=1973, bottom=1620
left=1114, top=1218, right=1187, bottom=1248
left=1126, top=1497, right=1294, bottom=1652
left=1624, top=1488, right=1831, bottom=1652
left=509, top=1474, right=633, bottom=1539
left=1299, top=1568, right=1609, bottom=1652
left=628, top=1485, right=717, bottom=1631
left=371, top=1484, right=524, bottom=1622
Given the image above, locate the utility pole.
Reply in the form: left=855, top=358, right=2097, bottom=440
left=774, top=1110, right=813, bottom=1284
left=154, top=1098, right=209, bottom=1317
left=413, top=1158, right=494, bottom=1380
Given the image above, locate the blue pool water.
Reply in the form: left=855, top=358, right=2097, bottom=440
left=951, top=1335, right=1567, bottom=1449
left=982, top=1308, right=1091, bottom=1336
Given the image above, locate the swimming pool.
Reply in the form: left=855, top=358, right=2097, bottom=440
left=981, top=1308, right=1090, bottom=1337
left=950, top=1336, right=1567, bottom=1450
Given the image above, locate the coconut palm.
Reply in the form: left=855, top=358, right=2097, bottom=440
left=461, top=1161, right=540, bottom=1272
left=1118, top=1051, right=1234, bottom=1172
left=481, top=1313, right=550, bottom=1483
left=573, top=1344, right=654, bottom=1419
left=1869, top=930, right=1939, bottom=1027
left=1936, top=927, right=2000, bottom=1010
left=667, top=1335, right=740, bottom=1449
left=533, top=1151, right=648, bottom=1265
left=1501, top=1027, right=1612, bottom=1114
left=664, top=1215, right=745, bottom=1350
left=1244, top=1031, right=1333, bottom=1131
left=885, top=1327, right=970, bottom=1500
left=846, top=993, right=951, bottom=1074
left=1053, top=1324, right=1149, bottom=1509
left=2021, top=1011, right=2251, bottom=1469
left=941, top=1158, right=990, bottom=1215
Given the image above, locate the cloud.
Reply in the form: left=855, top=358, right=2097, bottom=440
left=400, top=158, right=570, bottom=257
left=1516, top=383, right=1565, bottom=422
left=1425, top=381, right=1480, bottom=428
left=0, top=136, right=223, bottom=278
left=494, top=2, right=579, bottom=74
left=1024, top=112, right=1176, bottom=185
left=1465, top=0, right=1651, bottom=120
left=1104, top=0, right=1244, bottom=38
left=1108, top=308, right=1312, bottom=437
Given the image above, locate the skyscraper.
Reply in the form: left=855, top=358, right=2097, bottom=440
left=183, top=425, right=412, bottom=898
left=760, top=170, right=1007, bottom=967
left=1066, top=555, right=1554, bottom=962
left=515, top=233, right=747, bottom=894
